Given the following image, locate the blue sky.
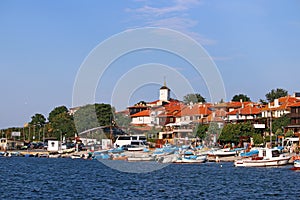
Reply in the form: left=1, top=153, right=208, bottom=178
left=1, top=0, right=300, bottom=129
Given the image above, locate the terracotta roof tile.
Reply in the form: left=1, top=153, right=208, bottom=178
left=130, top=110, right=150, bottom=117
left=288, top=102, right=300, bottom=107
left=227, top=106, right=262, bottom=115
left=181, top=104, right=212, bottom=116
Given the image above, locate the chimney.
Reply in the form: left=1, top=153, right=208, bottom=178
left=274, top=99, right=279, bottom=107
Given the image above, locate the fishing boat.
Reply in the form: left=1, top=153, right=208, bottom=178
left=294, top=160, right=300, bottom=167
left=70, top=154, right=82, bottom=159
left=290, top=160, right=300, bottom=170
left=49, top=154, right=61, bottom=158
left=174, top=155, right=207, bottom=164
left=234, top=148, right=291, bottom=167
left=156, top=153, right=178, bottom=163
left=126, top=151, right=155, bottom=162
left=208, top=148, right=238, bottom=157
left=0, top=152, right=12, bottom=157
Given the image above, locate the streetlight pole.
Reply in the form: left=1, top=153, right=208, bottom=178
left=270, top=110, right=272, bottom=148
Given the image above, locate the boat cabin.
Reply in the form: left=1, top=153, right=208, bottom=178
left=258, top=148, right=280, bottom=159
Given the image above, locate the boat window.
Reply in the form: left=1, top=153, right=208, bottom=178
left=131, top=136, right=137, bottom=140
left=263, top=150, right=266, bottom=157
left=272, top=150, right=280, bottom=157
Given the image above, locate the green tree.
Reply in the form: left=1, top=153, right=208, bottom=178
left=219, top=123, right=238, bottom=143
left=114, top=112, right=131, bottom=129
left=271, top=115, right=290, bottom=134
left=194, top=124, right=208, bottom=139
left=231, top=94, right=251, bottom=102
left=134, top=101, right=147, bottom=106
left=73, top=103, right=114, bottom=133
left=73, top=104, right=98, bottom=133
left=259, top=99, right=268, bottom=105
left=252, top=133, right=263, bottom=145
left=48, top=106, right=69, bottom=122
left=48, top=106, right=76, bottom=139
left=29, top=113, right=47, bottom=141
left=51, top=112, right=76, bottom=139
left=206, top=122, right=222, bottom=143
left=265, top=88, right=288, bottom=102
left=285, top=130, right=294, bottom=137
left=219, top=122, right=255, bottom=144
left=183, top=93, right=206, bottom=104
left=95, top=103, right=114, bottom=126
left=29, top=113, right=46, bottom=127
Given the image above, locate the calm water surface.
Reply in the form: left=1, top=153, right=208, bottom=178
left=0, top=157, right=299, bottom=199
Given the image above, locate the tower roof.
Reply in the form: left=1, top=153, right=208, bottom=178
left=160, top=77, right=170, bottom=90
left=160, top=85, right=170, bottom=90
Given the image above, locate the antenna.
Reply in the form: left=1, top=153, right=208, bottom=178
left=164, top=76, right=166, bottom=86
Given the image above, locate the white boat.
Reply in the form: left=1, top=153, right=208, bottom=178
left=127, top=156, right=154, bottom=162
left=127, top=146, right=145, bottom=151
left=49, top=154, right=61, bottom=158
left=156, top=153, right=179, bottom=163
left=125, top=151, right=155, bottom=162
left=71, top=154, right=82, bottom=159
left=208, top=148, right=237, bottom=157
left=234, top=148, right=291, bottom=167
left=294, top=160, right=300, bottom=168
left=0, top=152, right=12, bottom=157
left=174, top=155, right=207, bottom=164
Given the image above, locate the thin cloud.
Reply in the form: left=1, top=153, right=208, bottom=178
left=129, top=0, right=201, bottom=16
left=126, top=0, right=216, bottom=45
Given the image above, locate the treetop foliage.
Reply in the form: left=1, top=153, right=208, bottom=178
left=231, top=94, right=251, bottom=102
left=183, top=93, right=206, bottom=104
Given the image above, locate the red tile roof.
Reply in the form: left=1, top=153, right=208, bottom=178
left=181, top=104, right=212, bottom=116
left=227, top=101, right=253, bottom=108
left=147, top=100, right=160, bottom=105
left=288, top=102, right=300, bottom=107
left=261, top=96, right=300, bottom=111
left=227, top=106, right=262, bottom=115
left=130, top=110, right=150, bottom=117
left=278, top=96, right=299, bottom=103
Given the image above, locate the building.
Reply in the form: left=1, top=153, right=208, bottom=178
left=129, top=81, right=174, bottom=127
left=261, top=96, right=299, bottom=118
left=286, top=102, right=300, bottom=136
left=227, top=104, right=262, bottom=122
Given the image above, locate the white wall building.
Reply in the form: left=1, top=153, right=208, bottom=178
left=47, top=140, right=60, bottom=152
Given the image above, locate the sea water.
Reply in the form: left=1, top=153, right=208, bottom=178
left=0, top=157, right=299, bottom=199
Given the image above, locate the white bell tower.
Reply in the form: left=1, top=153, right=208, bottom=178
left=159, top=78, right=170, bottom=102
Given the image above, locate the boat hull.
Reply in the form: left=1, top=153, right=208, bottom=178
left=294, top=160, right=300, bottom=168
left=127, top=157, right=154, bottom=162
left=174, top=155, right=207, bottom=164
left=235, top=157, right=290, bottom=167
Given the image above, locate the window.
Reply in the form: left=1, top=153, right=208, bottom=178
left=118, top=136, right=131, bottom=140
left=139, top=136, right=146, bottom=141
left=272, top=150, right=280, bottom=157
